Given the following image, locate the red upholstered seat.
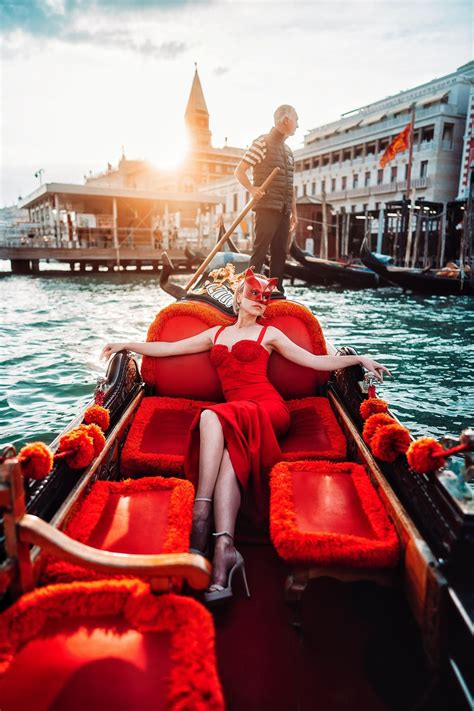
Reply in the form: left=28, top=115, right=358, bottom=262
left=270, top=460, right=399, bottom=568
left=141, top=300, right=330, bottom=401
left=121, top=396, right=347, bottom=480
left=280, top=397, right=347, bottom=461
left=0, top=581, right=224, bottom=711
left=41, top=476, right=194, bottom=585
left=121, top=397, right=215, bottom=478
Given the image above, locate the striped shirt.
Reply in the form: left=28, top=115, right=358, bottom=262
left=242, top=135, right=267, bottom=167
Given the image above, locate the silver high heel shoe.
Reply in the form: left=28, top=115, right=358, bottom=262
left=189, top=497, right=213, bottom=556
left=204, top=532, right=251, bottom=605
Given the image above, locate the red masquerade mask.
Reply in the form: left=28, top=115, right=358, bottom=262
left=242, top=268, right=278, bottom=305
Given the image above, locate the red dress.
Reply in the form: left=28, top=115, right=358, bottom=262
left=185, top=324, right=290, bottom=528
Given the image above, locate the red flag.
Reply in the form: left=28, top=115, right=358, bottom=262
left=379, top=123, right=411, bottom=168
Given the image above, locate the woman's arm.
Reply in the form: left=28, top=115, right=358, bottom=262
left=267, top=327, right=391, bottom=381
left=100, top=327, right=218, bottom=362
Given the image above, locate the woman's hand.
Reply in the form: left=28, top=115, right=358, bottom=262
left=358, top=356, right=392, bottom=382
left=100, top=343, right=128, bottom=362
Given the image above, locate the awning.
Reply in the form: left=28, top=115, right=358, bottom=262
left=418, top=91, right=449, bottom=106
left=359, top=111, right=387, bottom=127
left=338, top=116, right=363, bottom=131
left=388, top=101, right=414, bottom=115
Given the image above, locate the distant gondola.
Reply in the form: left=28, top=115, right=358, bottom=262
left=360, top=237, right=474, bottom=296
left=290, top=240, right=381, bottom=289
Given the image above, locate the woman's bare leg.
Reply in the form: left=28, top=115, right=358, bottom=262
left=191, top=409, right=225, bottom=553
left=211, top=448, right=241, bottom=588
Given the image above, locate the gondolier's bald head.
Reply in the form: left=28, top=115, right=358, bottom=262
left=274, top=105, right=298, bottom=137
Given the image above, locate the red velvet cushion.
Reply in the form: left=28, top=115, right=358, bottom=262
left=141, top=301, right=330, bottom=401
left=264, top=301, right=330, bottom=398
left=121, top=396, right=215, bottom=478
left=270, top=460, right=399, bottom=568
left=142, top=303, right=231, bottom=400
left=281, top=397, right=347, bottom=461
left=41, top=476, right=194, bottom=585
left=0, top=582, right=224, bottom=711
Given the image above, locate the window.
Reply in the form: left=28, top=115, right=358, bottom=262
left=420, top=161, right=428, bottom=178
left=343, top=149, right=351, bottom=162
left=377, top=169, right=384, bottom=185
left=391, top=166, right=398, bottom=182
left=363, top=203, right=368, bottom=213
left=442, top=123, right=454, bottom=149
left=321, top=180, right=326, bottom=194
left=353, top=174, right=359, bottom=189
left=405, top=164, right=409, bottom=180
left=364, top=171, right=371, bottom=187
left=304, top=161, right=311, bottom=171
left=351, top=205, right=357, bottom=212
left=322, top=155, right=330, bottom=167
left=421, top=126, right=434, bottom=143
left=354, top=145, right=364, bottom=158
left=340, top=206, right=346, bottom=214
left=233, top=193, right=238, bottom=212
left=375, top=202, right=380, bottom=210
left=331, top=178, right=336, bottom=192
left=366, top=143, right=376, bottom=156
left=311, top=182, right=316, bottom=195
left=312, top=158, right=320, bottom=169
left=303, top=183, right=307, bottom=196
left=341, top=176, right=347, bottom=190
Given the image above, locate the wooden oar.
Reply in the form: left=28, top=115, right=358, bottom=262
left=184, top=167, right=280, bottom=292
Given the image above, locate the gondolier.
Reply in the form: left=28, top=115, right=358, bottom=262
left=235, top=105, right=299, bottom=292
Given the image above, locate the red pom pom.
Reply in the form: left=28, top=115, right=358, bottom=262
left=406, top=437, right=446, bottom=474
left=18, top=442, right=53, bottom=480
left=79, top=424, right=106, bottom=457
left=57, top=428, right=95, bottom=469
left=363, top=413, right=394, bottom=445
left=83, top=404, right=110, bottom=432
left=371, top=423, right=411, bottom=463
left=360, top=397, right=389, bottom=420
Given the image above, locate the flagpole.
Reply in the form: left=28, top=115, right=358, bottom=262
left=404, top=105, right=416, bottom=266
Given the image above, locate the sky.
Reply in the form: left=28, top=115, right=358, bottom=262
left=0, top=0, right=472, bottom=207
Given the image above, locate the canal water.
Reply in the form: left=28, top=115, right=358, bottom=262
left=0, top=270, right=472, bottom=449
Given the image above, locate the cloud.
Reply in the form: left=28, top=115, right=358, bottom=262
left=0, top=0, right=208, bottom=40
left=214, top=65, right=229, bottom=76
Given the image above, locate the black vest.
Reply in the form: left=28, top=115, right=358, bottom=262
left=253, top=127, right=294, bottom=213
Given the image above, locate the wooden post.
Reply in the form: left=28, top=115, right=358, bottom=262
left=54, top=193, right=61, bottom=247
left=321, top=184, right=328, bottom=259
left=411, top=210, right=423, bottom=268
left=436, top=206, right=446, bottom=268
left=376, top=206, right=384, bottom=254
left=404, top=107, right=416, bottom=266
left=112, top=198, right=120, bottom=269
left=335, top=212, right=340, bottom=260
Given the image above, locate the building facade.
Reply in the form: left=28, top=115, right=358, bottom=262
left=86, top=68, right=244, bottom=195
left=293, top=61, right=474, bottom=215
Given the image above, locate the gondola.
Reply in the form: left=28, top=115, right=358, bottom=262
left=0, top=249, right=473, bottom=711
left=360, top=238, right=474, bottom=296
left=290, top=240, right=382, bottom=289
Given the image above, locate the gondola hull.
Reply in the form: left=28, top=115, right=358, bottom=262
left=360, top=238, right=474, bottom=295
left=290, top=241, right=381, bottom=289
left=0, top=279, right=472, bottom=709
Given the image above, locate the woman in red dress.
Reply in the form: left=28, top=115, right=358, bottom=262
left=101, top=270, right=390, bottom=603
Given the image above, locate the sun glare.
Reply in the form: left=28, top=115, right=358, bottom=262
left=148, top=132, right=189, bottom=171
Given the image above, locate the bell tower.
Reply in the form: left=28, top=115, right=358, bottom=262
left=185, top=64, right=212, bottom=149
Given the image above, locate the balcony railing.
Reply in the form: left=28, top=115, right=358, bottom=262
left=300, top=177, right=431, bottom=202
left=299, top=102, right=459, bottom=155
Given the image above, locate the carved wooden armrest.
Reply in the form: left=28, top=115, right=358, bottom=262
left=19, top=514, right=211, bottom=592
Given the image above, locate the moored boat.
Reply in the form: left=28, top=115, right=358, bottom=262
left=0, top=266, right=472, bottom=710
left=291, top=240, right=382, bottom=289
left=361, top=238, right=474, bottom=296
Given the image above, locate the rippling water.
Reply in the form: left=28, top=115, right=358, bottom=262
left=0, top=270, right=472, bottom=449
